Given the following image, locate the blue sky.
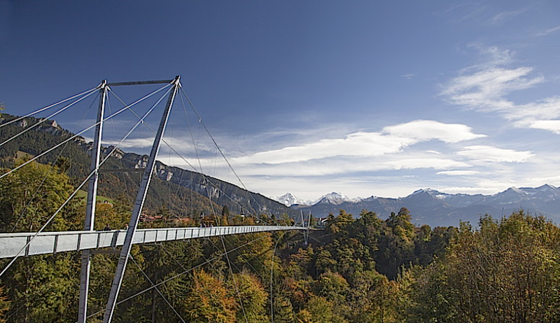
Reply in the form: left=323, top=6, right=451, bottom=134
left=1, top=1, right=560, bottom=201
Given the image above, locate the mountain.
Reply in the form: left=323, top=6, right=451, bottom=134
left=5, top=113, right=559, bottom=227
left=0, top=114, right=297, bottom=219
left=276, top=193, right=309, bottom=207
left=278, top=192, right=358, bottom=207
left=291, top=186, right=560, bottom=227
left=313, top=192, right=355, bottom=205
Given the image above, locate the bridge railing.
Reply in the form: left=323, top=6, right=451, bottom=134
left=0, top=225, right=306, bottom=259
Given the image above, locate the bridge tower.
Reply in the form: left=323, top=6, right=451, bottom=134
left=77, top=77, right=181, bottom=323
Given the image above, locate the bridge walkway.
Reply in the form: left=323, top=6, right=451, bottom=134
left=0, top=225, right=305, bottom=258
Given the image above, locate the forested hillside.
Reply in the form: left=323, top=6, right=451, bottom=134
left=1, top=161, right=559, bottom=322
left=2, top=114, right=560, bottom=322
left=0, top=114, right=295, bottom=219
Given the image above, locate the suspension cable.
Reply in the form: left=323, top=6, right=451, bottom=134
left=179, top=92, right=205, bottom=174
left=270, top=231, right=285, bottom=323
left=129, top=254, right=187, bottom=323
left=220, top=235, right=249, bottom=323
left=0, top=88, right=98, bottom=148
left=217, top=233, right=269, bottom=282
left=109, top=88, right=262, bottom=218
left=0, top=168, right=95, bottom=277
left=0, top=86, right=173, bottom=277
left=178, top=87, right=267, bottom=216
left=9, top=94, right=100, bottom=232
left=0, top=87, right=99, bottom=130
left=83, top=234, right=271, bottom=321
left=178, top=86, right=246, bottom=189
left=0, top=83, right=172, bottom=181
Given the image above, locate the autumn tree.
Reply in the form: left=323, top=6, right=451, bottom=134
left=376, top=207, right=416, bottom=279
left=297, top=295, right=348, bottom=323
left=409, top=212, right=560, bottom=322
left=184, top=269, right=237, bottom=322
left=0, top=285, right=9, bottom=323
left=229, top=271, right=268, bottom=322
left=0, top=161, right=81, bottom=232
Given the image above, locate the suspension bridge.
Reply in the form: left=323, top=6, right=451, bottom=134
left=0, top=76, right=309, bottom=323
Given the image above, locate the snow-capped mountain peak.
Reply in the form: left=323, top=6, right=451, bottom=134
left=288, top=184, right=560, bottom=228
left=276, top=193, right=308, bottom=207
left=411, top=188, right=444, bottom=196
left=314, top=192, right=356, bottom=205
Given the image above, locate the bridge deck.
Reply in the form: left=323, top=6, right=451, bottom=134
left=0, top=225, right=305, bottom=258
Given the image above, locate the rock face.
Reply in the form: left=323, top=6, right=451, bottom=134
left=92, top=149, right=297, bottom=217
left=277, top=193, right=303, bottom=207
left=100, top=146, right=125, bottom=159
left=152, top=162, right=295, bottom=217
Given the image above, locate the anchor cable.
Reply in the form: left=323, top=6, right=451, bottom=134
left=0, top=85, right=173, bottom=277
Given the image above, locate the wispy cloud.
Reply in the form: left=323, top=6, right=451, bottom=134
left=528, top=119, right=560, bottom=134
left=536, top=25, right=560, bottom=36
left=441, top=45, right=560, bottom=134
left=489, top=8, right=527, bottom=25
left=157, top=120, right=536, bottom=200
left=160, top=120, right=487, bottom=178
left=401, top=73, right=415, bottom=80
left=104, top=138, right=154, bottom=150
left=437, top=170, right=480, bottom=176
left=475, top=44, right=515, bottom=66
left=457, top=145, right=533, bottom=163
left=442, top=66, right=542, bottom=112
left=385, top=156, right=470, bottom=171
left=514, top=97, right=560, bottom=126
left=230, top=154, right=472, bottom=178
left=232, top=120, right=484, bottom=165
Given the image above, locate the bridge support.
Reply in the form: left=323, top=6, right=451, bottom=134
left=103, top=76, right=180, bottom=323
left=78, top=80, right=107, bottom=323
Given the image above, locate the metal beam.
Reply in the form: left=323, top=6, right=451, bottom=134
left=106, top=79, right=175, bottom=86
left=79, top=80, right=107, bottom=323
left=103, top=76, right=180, bottom=323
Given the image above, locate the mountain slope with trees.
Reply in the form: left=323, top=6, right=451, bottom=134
left=1, top=154, right=560, bottom=322
left=2, top=113, right=560, bottom=322
left=0, top=113, right=296, bottom=220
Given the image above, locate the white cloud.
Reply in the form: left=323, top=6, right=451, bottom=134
left=441, top=181, right=514, bottom=195
left=386, top=158, right=470, bottom=171
left=441, top=45, right=560, bottom=134
left=442, top=66, right=543, bottom=113
left=536, top=25, right=560, bottom=36
left=232, top=120, right=484, bottom=165
left=162, top=120, right=485, bottom=179
left=457, top=145, right=533, bottom=162
left=437, top=170, right=480, bottom=176
left=103, top=137, right=153, bottom=150
left=489, top=9, right=527, bottom=25
left=515, top=97, right=560, bottom=124
left=226, top=154, right=471, bottom=178
left=528, top=120, right=560, bottom=134
left=470, top=44, right=514, bottom=66
left=234, top=131, right=410, bottom=165
left=382, top=120, right=486, bottom=143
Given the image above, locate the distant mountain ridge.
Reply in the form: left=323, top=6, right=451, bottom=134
left=276, top=192, right=359, bottom=207
left=282, top=185, right=560, bottom=227
left=4, top=113, right=557, bottom=227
